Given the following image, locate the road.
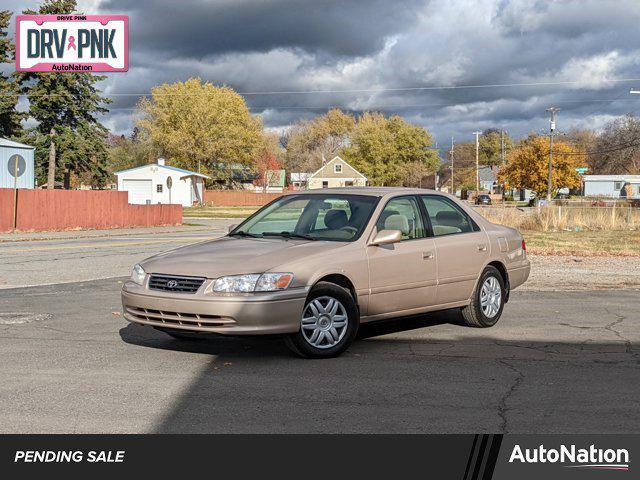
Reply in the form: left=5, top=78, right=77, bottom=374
left=0, top=278, right=638, bottom=433
left=0, top=220, right=229, bottom=288
left=0, top=222, right=638, bottom=433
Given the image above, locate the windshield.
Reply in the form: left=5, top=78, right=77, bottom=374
left=230, top=194, right=379, bottom=242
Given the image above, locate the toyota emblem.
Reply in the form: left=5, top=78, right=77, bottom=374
left=166, top=280, right=178, bottom=289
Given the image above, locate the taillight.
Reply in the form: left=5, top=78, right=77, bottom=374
left=521, top=239, right=526, bottom=251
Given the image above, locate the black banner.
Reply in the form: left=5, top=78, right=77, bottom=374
left=0, top=434, right=635, bottom=478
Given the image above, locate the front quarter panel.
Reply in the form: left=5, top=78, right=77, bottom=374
left=272, top=241, right=370, bottom=314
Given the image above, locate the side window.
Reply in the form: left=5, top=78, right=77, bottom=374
left=421, top=196, right=477, bottom=236
left=376, top=197, right=425, bottom=240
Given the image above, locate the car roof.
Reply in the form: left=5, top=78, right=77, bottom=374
left=288, top=187, right=441, bottom=197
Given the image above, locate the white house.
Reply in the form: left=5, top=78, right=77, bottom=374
left=290, top=172, right=311, bottom=190
left=307, top=156, right=367, bottom=189
left=115, top=159, right=209, bottom=206
left=583, top=175, right=640, bottom=199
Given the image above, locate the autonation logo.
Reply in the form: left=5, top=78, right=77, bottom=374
left=509, top=444, right=630, bottom=471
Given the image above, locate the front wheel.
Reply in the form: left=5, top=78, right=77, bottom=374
left=285, top=282, right=359, bottom=358
left=461, top=266, right=506, bottom=328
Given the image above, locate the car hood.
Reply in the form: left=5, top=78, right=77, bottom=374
left=139, top=236, right=345, bottom=278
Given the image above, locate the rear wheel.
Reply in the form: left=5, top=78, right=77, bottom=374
left=461, top=266, right=505, bottom=328
left=285, top=282, right=359, bottom=358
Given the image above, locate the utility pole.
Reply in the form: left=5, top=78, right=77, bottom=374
left=47, top=128, right=56, bottom=190
left=473, top=131, right=482, bottom=196
left=449, top=137, right=455, bottom=195
left=546, top=107, right=560, bottom=202
left=500, top=130, right=505, bottom=164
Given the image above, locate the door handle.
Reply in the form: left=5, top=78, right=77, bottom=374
left=477, top=244, right=487, bottom=252
left=422, top=251, right=434, bottom=259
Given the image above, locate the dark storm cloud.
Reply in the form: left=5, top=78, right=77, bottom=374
left=8, top=0, right=640, bottom=143
left=100, top=0, right=425, bottom=57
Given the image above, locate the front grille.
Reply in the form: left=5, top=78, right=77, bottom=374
left=125, top=305, right=229, bottom=327
left=125, top=306, right=229, bottom=328
left=148, top=274, right=205, bottom=293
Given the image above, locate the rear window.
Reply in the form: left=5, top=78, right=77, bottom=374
left=421, top=196, right=479, bottom=236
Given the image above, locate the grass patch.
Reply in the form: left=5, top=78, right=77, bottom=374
left=184, top=206, right=260, bottom=218
left=477, top=205, right=640, bottom=231
left=524, top=230, right=640, bottom=256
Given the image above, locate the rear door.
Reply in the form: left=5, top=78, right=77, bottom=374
left=420, top=195, right=489, bottom=304
left=366, top=196, right=437, bottom=316
left=122, top=179, right=153, bottom=204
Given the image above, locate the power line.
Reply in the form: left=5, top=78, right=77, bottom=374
left=94, top=96, right=640, bottom=112
left=557, top=139, right=640, bottom=156
left=6, top=77, right=640, bottom=98
left=234, top=78, right=640, bottom=95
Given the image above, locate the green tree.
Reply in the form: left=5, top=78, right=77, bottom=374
left=340, top=112, right=439, bottom=186
left=479, top=128, right=513, bottom=166
left=138, top=78, right=264, bottom=181
left=0, top=10, right=22, bottom=138
left=283, top=108, right=355, bottom=173
left=498, top=134, right=582, bottom=197
left=106, top=127, right=157, bottom=177
left=22, top=0, right=111, bottom=188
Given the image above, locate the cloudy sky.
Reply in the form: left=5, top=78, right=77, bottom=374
left=6, top=0, right=640, bottom=146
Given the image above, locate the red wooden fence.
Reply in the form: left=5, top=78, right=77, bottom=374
left=0, top=189, right=182, bottom=232
left=204, top=190, right=283, bottom=206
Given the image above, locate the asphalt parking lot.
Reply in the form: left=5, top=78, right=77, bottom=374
left=0, top=223, right=638, bottom=433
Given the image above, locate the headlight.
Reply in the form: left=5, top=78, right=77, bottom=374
left=255, top=273, right=294, bottom=291
left=212, top=274, right=260, bottom=293
left=131, top=264, right=146, bottom=285
left=212, top=273, right=294, bottom=293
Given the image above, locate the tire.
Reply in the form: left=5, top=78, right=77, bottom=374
left=285, top=281, right=359, bottom=358
left=461, top=266, right=506, bottom=328
left=155, top=327, right=203, bottom=341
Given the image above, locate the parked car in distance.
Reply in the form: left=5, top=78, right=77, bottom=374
left=475, top=194, right=492, bottom=205
left=122, top=188, right=530, bottom=358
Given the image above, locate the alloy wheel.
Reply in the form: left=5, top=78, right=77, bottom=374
left=300, top=296, right=348, bottom=349
left=480, top=276, right=502, bottom=318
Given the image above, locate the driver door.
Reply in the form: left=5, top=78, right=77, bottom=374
left=366, top=196, right=437, bottom=316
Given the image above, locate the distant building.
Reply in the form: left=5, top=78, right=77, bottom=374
left=0, top=138, right=35, bottom=189
left=209, top=163, right=258, bottom=190
left=307, top=156, right=367, bottom=189
left=290, top=172, right=311, bottom=190
left=115, top=159, right=209, bottom=206
left=254, top=169, right=285, bottom=193
left=478, top=165, right=498, bottom=193
left=583, top=175, right=640, bottom=199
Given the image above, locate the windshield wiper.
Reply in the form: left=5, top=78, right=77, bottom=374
left=228, top=230, right=262, bottom=238
left=261, top=231, right=316, bottom=241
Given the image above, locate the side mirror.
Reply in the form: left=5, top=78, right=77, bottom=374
left=228, top=224, right=238, bottom=233
left=369, top=229, right=402, bottom=246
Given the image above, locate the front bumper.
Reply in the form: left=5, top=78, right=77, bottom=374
left=121, top=281, right=307, bottom=335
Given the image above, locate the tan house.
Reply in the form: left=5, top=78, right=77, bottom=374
left=307, top=156, right=367, bottom=189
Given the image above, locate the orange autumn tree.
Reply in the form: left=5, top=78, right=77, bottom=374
left=253, top=132, right=283, bottom=192
left=498, top=134, right=583, bottom=197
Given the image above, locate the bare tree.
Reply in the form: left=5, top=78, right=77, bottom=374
left=590, top=115, right=640, bottom=174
